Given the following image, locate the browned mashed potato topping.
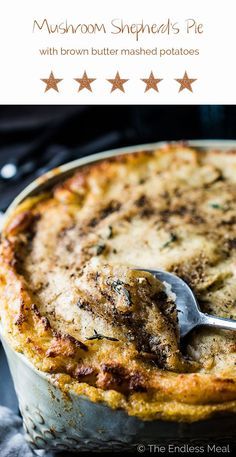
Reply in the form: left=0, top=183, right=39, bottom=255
left=0, top=144, right=236, bottom=422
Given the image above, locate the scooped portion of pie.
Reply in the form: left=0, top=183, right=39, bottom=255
left=0, top=144, right=236, bottom=422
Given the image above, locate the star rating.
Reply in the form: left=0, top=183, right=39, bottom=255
left=74, top=71, right=96, bottom=92
left=41, top=71, right=63, bottom=92
left=107, top=71, right=129, bottom=93
left=40, top=70, right=198, bottom=94
left=141, top=71, right=163, bottom=92
left=175, top=71, right=197, bottom=93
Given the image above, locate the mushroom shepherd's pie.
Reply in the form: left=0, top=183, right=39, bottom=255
left=1, top=145, right=236, bottom=422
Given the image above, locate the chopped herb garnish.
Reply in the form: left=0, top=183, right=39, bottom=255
left=86, top=329, right=119, bottom=342
left=209, top=203, right=225, bottom=210
left=107, top=225, right=113, bottom=239
left=112, top=279, right=131, bottom=305
left=95, top=243, right=106, bottom=255
left=112, top=279, right=124, bottom=293
left=161, top=232, right=178, bottom=249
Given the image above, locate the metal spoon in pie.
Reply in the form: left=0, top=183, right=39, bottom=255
left=135, top=269, right=236, bottom=338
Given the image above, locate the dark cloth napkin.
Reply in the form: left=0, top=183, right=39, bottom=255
left=0, top=406, right=51, bottom=457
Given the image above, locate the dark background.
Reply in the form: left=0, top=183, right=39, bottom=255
left=0, top=103, right=236, bottom=413
left=0, top=105, right=234, bottom=212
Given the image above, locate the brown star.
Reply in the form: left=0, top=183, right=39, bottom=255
left=41, top=71, right=63, bottom=92
left=175, top=71, right=197, bottom=93
left=141, top=71, right=163, bottom=92
left=107, top=71, right=129, bottom=93
left=74, top=71, right=96, bottom=92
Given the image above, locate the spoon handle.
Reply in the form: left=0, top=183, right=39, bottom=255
left=199, top=312, right=236, bottom=332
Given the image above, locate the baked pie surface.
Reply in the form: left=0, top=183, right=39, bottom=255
left=1, top=145, right=236, bottom=422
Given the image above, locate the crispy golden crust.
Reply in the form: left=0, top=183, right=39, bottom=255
left=1, top=144, right=236, bottom=422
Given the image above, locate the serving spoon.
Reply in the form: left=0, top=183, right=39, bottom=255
left=136, top=269, right=236, bottom=338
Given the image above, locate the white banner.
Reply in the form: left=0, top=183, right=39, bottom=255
left=0, top=0, right=235, bottom=104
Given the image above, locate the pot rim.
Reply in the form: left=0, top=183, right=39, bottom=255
left=4, top=139, right=236, bottom=223
left=0, top=327, right=54, bottom=383
left=1, top=138, right=236, bottom=386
